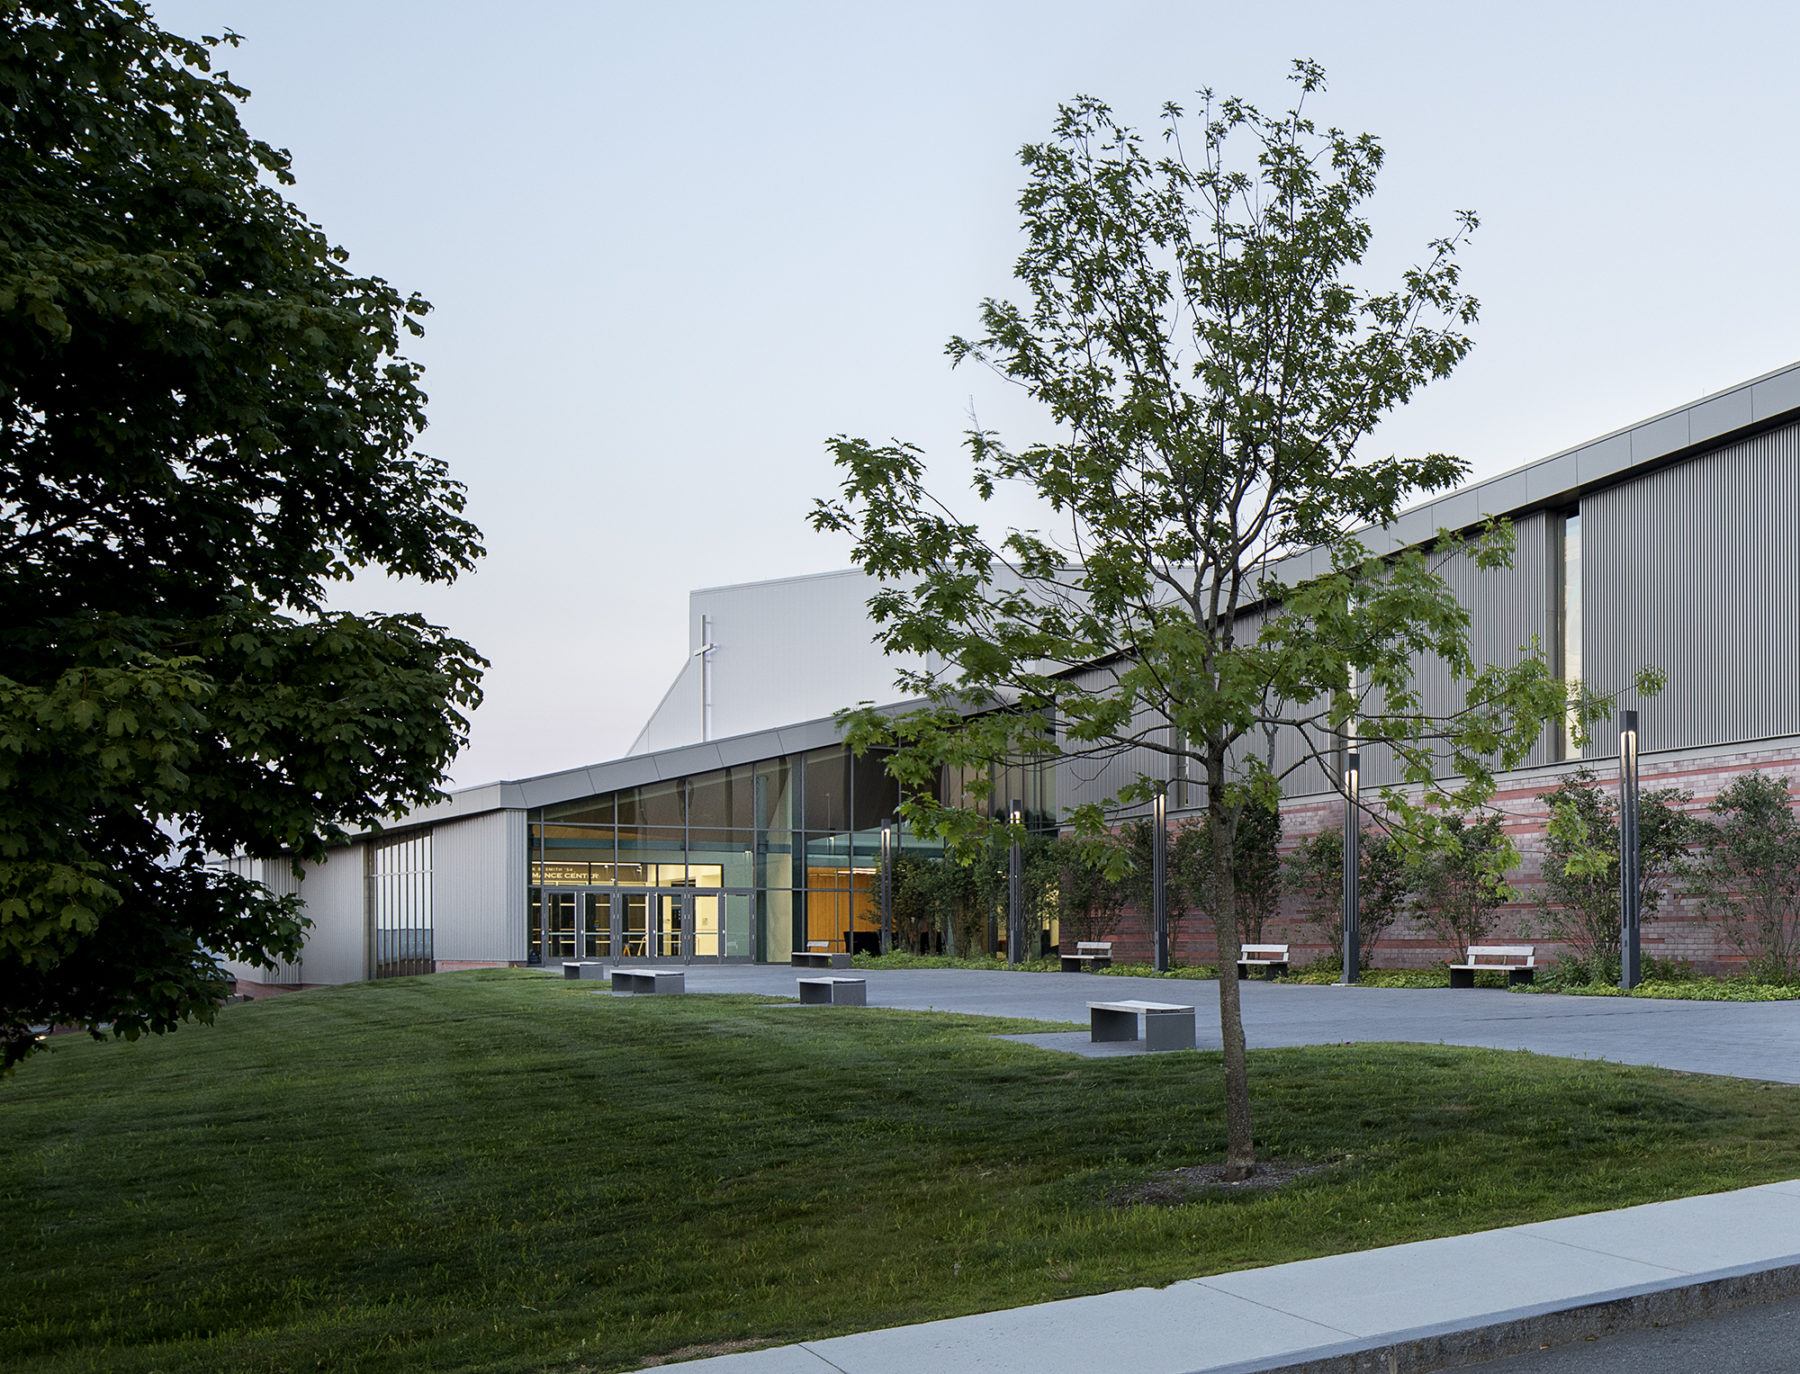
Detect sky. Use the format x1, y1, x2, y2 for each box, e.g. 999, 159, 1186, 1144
149, 0, 1800, 788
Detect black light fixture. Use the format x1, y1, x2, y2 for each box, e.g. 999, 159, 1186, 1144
1152, 788, 1169, 971
879, 817, 894, 956
1342, 749, 1360, 984
1007, 799, 1025, 965
1620, 710, 1641, 989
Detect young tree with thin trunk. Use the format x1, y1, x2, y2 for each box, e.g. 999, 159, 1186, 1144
813, 64, 1616, 1178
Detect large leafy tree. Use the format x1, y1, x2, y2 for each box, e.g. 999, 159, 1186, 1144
0, 2, 485, 1068
813, 64, 1616, 1177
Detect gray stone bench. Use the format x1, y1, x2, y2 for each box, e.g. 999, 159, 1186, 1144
562, 961, 609, 981
612, 968, 686, 995
1088, 999, 1196, 1051
1060, 940, 1114, 972
793, 950, 852, 970
797, 975, 867, 1006
1237, 943, 1290, 979
1449, 944, 1537, 988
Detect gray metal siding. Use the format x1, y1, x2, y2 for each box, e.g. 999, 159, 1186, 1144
431, 811, 514, 963
1581, 421, 1800, 757
1358, 511, 1555, 791
293, 842, 368, 984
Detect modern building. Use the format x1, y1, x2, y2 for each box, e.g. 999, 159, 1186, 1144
226, 360, 1800, 988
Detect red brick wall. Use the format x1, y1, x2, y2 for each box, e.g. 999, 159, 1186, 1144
1099, 738, 1800, 974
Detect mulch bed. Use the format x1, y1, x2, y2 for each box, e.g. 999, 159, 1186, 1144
1111, 1160, 1332, 1206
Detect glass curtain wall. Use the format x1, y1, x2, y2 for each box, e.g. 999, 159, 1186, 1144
525, 744, 1054, 964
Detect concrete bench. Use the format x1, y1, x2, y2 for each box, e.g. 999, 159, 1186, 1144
797, 976, 867, 1006
1060, 940, 1114, 972
1237, 943, 1290, 979
794, 941, 852, 969
1449, 944, 1537, 988
562, 961, 609, 981
1088, 999, 1196, 1052
612, 968, 686, 995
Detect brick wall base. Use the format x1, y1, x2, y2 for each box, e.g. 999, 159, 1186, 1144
1097, 737, 1800, 976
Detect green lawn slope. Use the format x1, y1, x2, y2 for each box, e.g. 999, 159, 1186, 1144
5, 968, 1799, 1372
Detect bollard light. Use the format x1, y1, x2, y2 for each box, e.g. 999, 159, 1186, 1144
879, 818, 894, 957
1007, 799, 1024, 965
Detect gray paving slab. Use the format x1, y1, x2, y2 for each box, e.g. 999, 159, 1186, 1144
617, 964, 1800, 1083
1512, 1183, 1800, 1275
1193, 1227, 1681, 1337
804, 1281, 1350, 1374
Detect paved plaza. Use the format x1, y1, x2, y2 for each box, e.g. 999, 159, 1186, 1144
640, 964, 1800, 1083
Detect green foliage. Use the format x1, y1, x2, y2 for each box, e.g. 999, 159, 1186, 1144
0, 3, 484, 1066
1534, 768, 1694, 982
8, 971, 1800, 1371
810, 63, 1630, 1169
1412, 813, 1517, 954
1286, 823, 1412, 967
1687, 773, 1800, 981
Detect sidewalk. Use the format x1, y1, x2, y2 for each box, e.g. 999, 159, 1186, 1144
667, 1180, 1800, 1372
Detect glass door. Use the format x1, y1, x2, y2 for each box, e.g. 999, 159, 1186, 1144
581, 891, 612, 959
691, 892, 720, 957
655, 891, 685, 959
620, 891, 649, 959
543, 890, 578, 961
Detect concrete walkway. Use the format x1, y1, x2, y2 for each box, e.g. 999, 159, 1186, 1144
641, 964, 1800, 1083
665, 1181, 1800, 1372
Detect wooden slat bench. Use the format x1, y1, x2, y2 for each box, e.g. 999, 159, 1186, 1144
1087, 999, 1196, 1052
797, 976, 867, 1006
612, 968, 686, 995
1237, 943, 1290, 979
1448, 944, 1537, 988
1060, 940, 1114, 972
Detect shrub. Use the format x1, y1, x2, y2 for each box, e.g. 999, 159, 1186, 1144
1688, 772, 1800, 981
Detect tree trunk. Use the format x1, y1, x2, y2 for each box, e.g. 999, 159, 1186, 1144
1207, 764, 1255, 1179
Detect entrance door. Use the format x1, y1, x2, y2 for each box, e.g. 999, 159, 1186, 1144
582, 891, 613, 959
543, 890, 578, 961
654, 891, 686, 959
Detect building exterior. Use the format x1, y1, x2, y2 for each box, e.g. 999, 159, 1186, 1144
226, 360, 1800, 988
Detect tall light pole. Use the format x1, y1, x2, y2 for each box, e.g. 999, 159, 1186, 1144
1152, 788, 1169, 971
1007, 799, 1025, 965
1342, 750, 1360, 984
1619, 710, 1641, 989
879, 817, 894, 956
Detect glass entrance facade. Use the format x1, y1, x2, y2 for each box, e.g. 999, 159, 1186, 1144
525, 744, 1053, 963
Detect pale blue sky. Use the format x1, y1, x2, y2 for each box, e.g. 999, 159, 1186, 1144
151, 1, 1800, 786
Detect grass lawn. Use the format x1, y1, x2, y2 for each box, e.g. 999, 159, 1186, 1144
6, 970, 1800, 1373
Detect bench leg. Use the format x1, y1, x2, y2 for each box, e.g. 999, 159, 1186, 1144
1090, 1008, 1138, 1043
1144, 1010, 1195, 1052
1236, 964, 1250, 980
1509, 967, 1535, 986
798, 982, 828, 1004
832, 982, 867, 1006
1449, 967, 1475, 989
1060, 956, 1082, 973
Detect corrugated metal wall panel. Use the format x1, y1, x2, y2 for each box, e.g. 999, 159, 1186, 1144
504, 808, 529, 960
218, 856, 304, 984
1582, 422, 1800, 757
1360, 511, 1555, 791
294, 842, 368, 984
431, 811, 515, 963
